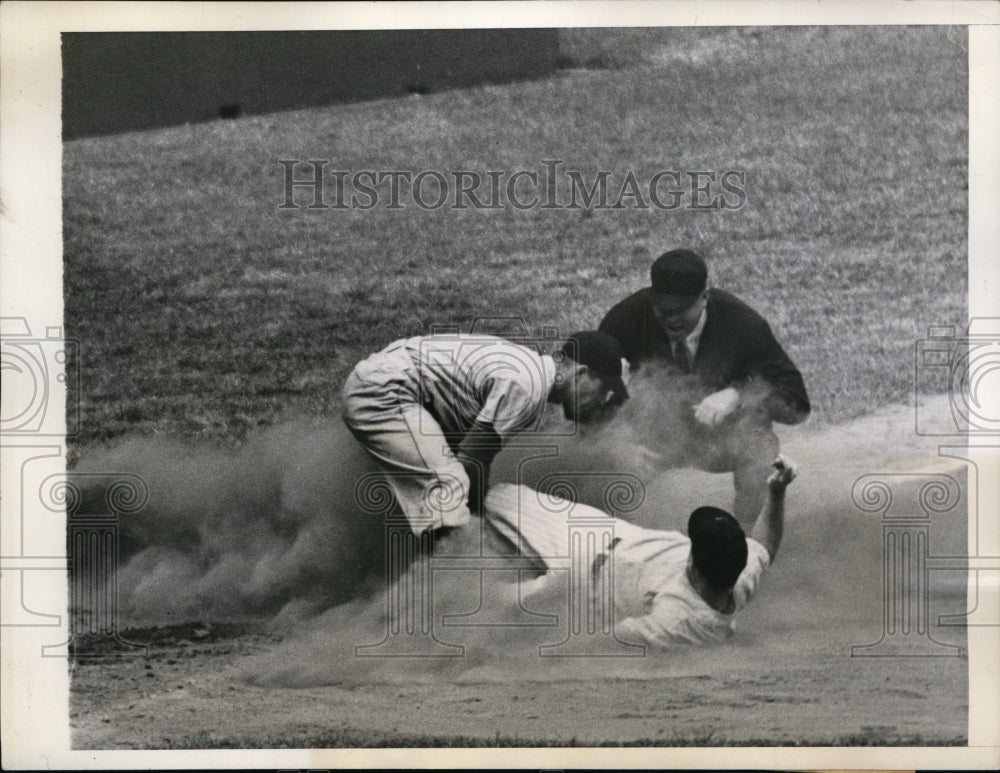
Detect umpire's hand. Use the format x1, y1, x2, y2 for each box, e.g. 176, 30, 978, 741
693, 387, 740, 426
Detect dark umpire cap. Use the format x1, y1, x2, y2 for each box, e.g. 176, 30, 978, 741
688, 505, 748, 590
651, 249, 708, 295
561, 331, 629, 403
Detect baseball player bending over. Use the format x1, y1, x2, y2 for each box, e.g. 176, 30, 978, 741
342, 331, 629, 536
485, 456, 797, 649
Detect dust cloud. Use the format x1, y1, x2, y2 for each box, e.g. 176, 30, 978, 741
72, 419, 387, 625
71, 378, 968, 686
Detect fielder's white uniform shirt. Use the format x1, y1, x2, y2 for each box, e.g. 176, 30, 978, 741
342, 338, 557, 533
485, 483, 771, 650
354, 335, 556, 440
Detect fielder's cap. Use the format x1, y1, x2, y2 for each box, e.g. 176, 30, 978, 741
688, 505, 748, 590
650, 249, 708, 295
561, 331, 629, 403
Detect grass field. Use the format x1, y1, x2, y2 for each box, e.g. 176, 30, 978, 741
63, 26, 967, 453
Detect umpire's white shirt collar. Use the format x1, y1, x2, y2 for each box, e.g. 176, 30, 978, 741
683, 307, 708, 359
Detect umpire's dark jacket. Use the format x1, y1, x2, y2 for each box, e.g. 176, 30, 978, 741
599, 288, 810, 426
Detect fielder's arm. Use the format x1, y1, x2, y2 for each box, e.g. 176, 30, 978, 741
455, 420, 503, 514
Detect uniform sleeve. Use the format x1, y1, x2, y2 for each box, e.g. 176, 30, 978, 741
598, 298, 629, 345
617, 598, 732, 650
599, 293, 645, 368
732, 538, 771, 612
476, 379, 545, 441
741, 317, 810, 425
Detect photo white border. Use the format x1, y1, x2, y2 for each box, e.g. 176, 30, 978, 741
2, 1, 998, 769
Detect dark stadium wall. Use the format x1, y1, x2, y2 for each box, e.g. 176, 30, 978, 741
61, 30, 560, 139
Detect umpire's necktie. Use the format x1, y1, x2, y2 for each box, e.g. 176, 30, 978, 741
673, 340, 691, 372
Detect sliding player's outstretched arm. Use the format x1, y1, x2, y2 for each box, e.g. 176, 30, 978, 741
750, 455, 797, 562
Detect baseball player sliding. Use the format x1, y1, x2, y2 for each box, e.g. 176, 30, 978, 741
342, 331, 629, 536
485, 456, 798, 649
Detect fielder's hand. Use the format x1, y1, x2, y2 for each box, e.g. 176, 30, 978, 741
767, 454, 797, 491
693, 387, 740, 426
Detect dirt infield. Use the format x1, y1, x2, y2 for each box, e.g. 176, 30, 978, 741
70, 625, 965, 748
69, 398, 970, 748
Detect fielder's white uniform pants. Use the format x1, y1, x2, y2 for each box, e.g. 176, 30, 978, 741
341, 345, 471, 535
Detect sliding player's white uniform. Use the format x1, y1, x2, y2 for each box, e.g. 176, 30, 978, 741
484, 483, 772, 649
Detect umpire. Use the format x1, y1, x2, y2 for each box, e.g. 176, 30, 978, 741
599, 248, 810, 525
